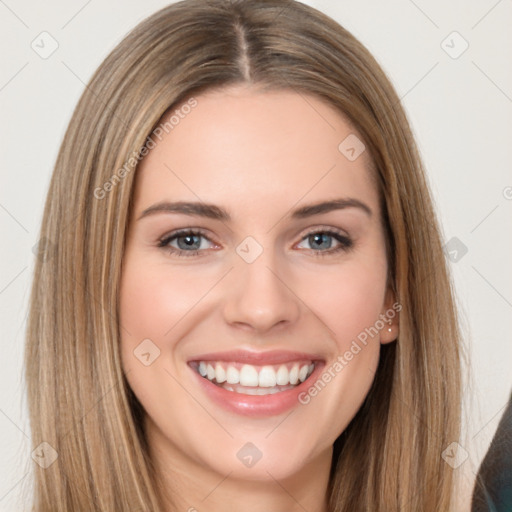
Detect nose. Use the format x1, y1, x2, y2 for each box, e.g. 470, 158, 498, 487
222, 247, 301, 334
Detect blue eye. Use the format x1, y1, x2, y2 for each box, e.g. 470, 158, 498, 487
158, 228, 353, 258
297, 230, 353, 255
158, 229, 213, 257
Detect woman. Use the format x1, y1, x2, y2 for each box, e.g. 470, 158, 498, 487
24, 0, 463, 510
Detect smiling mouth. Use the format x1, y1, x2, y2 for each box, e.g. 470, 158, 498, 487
191, 360, 316, 395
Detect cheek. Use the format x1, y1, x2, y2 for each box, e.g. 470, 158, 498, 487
291, 255, 387, 422
298, 258, 388, 346
119, 254, 180, 383
119, 254, 213, 349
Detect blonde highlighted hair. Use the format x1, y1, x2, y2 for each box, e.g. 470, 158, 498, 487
24, 0, 462, 510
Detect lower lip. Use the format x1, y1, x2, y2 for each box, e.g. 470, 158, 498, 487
190, 363, 324, 417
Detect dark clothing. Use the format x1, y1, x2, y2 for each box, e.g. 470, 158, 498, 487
472, 391, 512, 512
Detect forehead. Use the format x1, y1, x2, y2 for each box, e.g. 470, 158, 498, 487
134, 86, 378, 219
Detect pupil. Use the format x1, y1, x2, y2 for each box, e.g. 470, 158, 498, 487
311, 233, 331, 250
179, 234, 200, 250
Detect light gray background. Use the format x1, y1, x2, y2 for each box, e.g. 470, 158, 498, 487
1, 0, 511, 510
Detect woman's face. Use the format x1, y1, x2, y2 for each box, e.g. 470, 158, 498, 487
120, 85, 398, 483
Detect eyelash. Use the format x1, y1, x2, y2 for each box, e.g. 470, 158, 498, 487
157, 227, 353, 258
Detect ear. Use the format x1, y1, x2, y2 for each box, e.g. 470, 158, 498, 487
379, 286, 400, 344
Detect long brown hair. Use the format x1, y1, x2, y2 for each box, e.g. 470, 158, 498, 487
24, 0, 462, 510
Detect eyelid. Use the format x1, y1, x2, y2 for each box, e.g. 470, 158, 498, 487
158, 224, 353, 257
294, 224, 350, 241
158, 228, 218, 249
158, 224, 350, 243
294, 226, 353, 254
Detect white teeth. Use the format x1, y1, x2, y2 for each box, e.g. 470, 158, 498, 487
298, 364, 309, 382
258, 366, 277, 387
206, 363, 215, 380
196, 360, 316, 389
222, 383, 295, 395
276, 365, 289, 385
289, 364, 299, 385
239, 364, 259, 386
215, 363, 226, 383
226, 366, 239, 384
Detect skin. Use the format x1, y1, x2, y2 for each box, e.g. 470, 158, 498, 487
119, 84, 398, 512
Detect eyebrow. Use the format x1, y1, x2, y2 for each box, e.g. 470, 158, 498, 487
137, 197, 372, 221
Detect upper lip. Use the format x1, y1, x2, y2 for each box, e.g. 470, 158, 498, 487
188, 349, 324, 365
